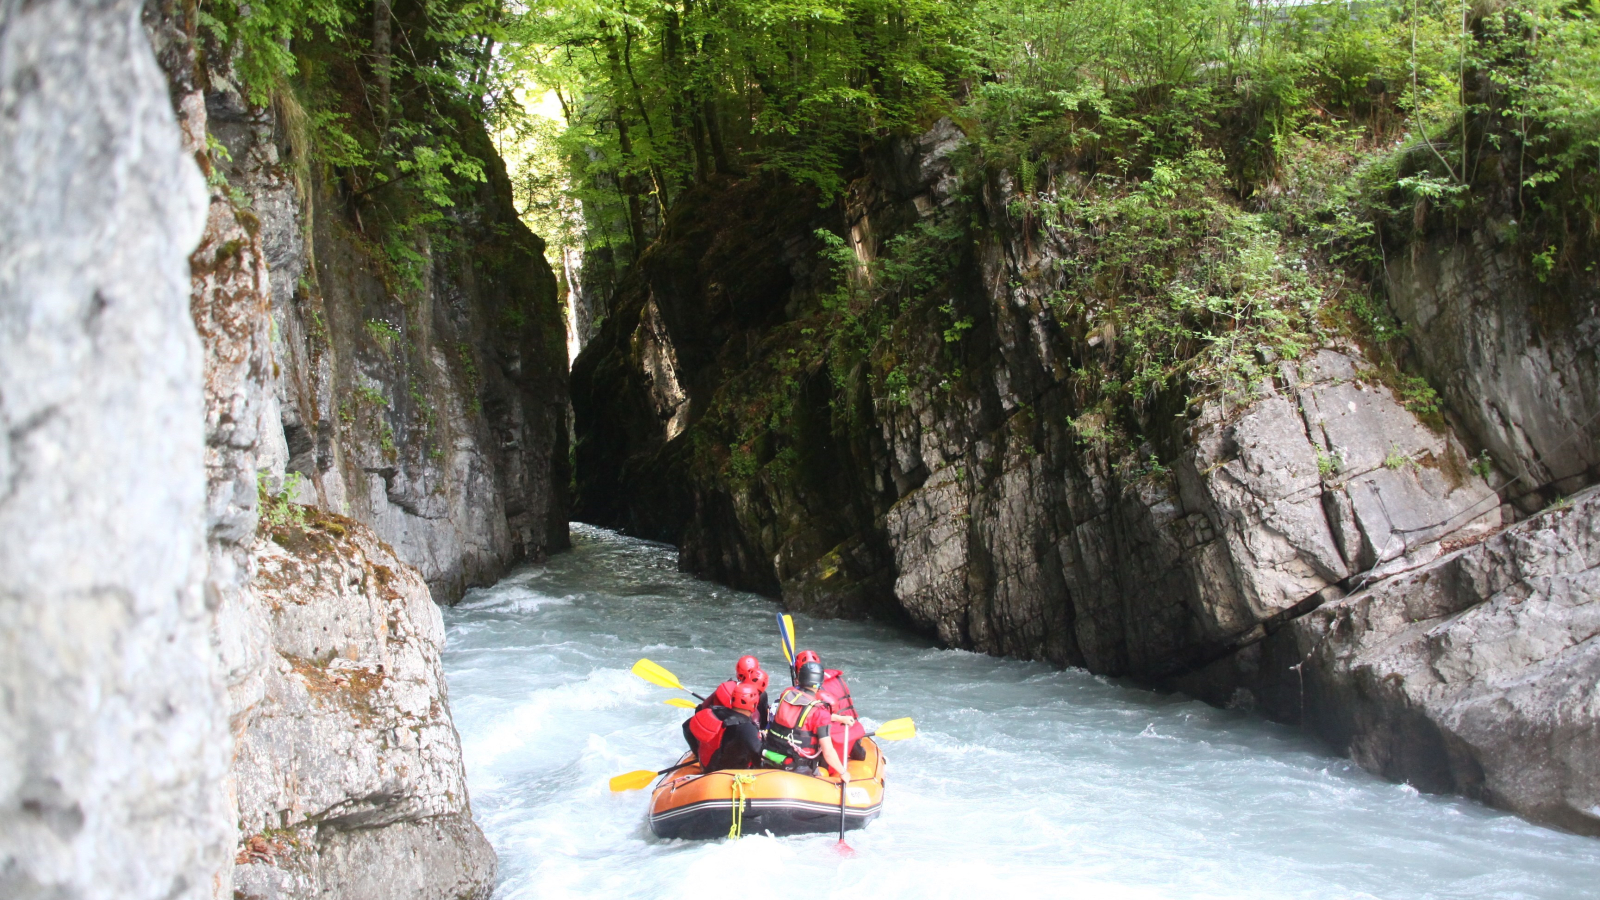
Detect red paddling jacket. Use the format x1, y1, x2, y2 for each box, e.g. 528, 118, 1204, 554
820, 669, 865, 754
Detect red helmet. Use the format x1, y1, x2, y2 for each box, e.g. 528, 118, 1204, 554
740, 668, 769, 692
731, 682, 760, 713
794, 649, 821, 669
735, 655, 760, 680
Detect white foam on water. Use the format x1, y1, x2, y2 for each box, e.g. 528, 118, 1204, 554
443, 525, 1600, 899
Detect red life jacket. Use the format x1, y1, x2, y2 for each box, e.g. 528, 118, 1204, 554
821, 669, 866, 749
764, 686, 833, 760
688, 708, 726, 768
821, 670, 855, 717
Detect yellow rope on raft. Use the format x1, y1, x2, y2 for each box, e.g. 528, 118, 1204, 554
728, 773, 757, 839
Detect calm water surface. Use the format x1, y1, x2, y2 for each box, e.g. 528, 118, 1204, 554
441, 525, 1600, 899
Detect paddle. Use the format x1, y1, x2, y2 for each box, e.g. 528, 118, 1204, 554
631, 658, 706, 700
827, 717, 916, 855
835, 720, 854, 857
776, 612, 797, 683
608, 760, 698, 792
664, 697, 697, 709
866, 717, 916, 742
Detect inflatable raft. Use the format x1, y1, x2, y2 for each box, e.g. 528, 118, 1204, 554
648, 737, 886, 840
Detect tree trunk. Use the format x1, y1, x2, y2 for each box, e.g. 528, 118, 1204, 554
373, 0, 392, 136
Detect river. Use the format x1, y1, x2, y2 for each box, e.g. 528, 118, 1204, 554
441, 524, 1600, 899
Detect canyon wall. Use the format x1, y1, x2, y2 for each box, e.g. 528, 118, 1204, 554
198, 56, 570, 606
1387, 223, 1600, 508
571, 121, 1599, 834
1, 2, 568, 894
144, 0, 564, 891
0, 0, 229, 896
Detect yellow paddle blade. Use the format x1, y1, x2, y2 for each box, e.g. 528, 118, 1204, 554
664, 697, 697, 709
609, 770, 658, 792
631, 658, 686, 692
779, 614, 797, 664
873, 717, 916, 741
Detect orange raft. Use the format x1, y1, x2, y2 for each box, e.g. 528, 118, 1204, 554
648, 737, 886, 840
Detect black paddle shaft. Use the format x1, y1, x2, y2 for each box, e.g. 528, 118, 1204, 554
838, 780, 848, 841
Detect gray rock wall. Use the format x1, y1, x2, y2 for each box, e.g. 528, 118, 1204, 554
1388, 226, 1600, 508
232, 106, 566, 602
1177, 486, 1600, 836
0, 0, 230, 897
233, 512, 494, 900
178, 35, 569, 606
200, 88, 570, 605
144, 3, 520, 893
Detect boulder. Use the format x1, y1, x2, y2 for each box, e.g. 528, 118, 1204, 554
232, 512, 494, 900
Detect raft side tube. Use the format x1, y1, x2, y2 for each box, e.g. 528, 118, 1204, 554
650, 797, 882, 840
647, 738, 887, 840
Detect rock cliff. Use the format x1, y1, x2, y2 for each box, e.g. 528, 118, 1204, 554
1177, 485, 1600, 835
571, 121, 1598, 835
0, 0, 229, 896
140, 0, 562, 892
1387, 221, 1600, 509
198, 61, 570, 606
2, 2, 566, 895
233, 511, 493, 900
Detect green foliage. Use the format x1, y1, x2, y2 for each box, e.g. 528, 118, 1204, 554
1384, 443, 1413, 470
365, 318, 403, 348
1393, 372, 1441, 417
356, 385, 389, 408
258, 471, 310, 529
197, 0, 350, 107
1316, 447, 1342, 479
1471, 449, 1494, 479
493, 0, 973, 285
456, 341, 481, 395
1039, 149, 1325, 408
196, 0, 507, 297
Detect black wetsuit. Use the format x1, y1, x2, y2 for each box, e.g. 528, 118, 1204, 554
705, 709, 763, 771
682, 707, 763, 771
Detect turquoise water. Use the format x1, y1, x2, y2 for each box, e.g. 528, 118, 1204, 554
441, 525, 1600, 899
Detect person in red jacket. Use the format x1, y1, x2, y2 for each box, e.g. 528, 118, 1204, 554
762, 661, 850, 782
684, 683, 763, 772
793, 649, 865, 760
699, 655, 770, 727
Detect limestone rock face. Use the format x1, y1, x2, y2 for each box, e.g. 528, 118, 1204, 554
570, 118, 1594, 833
215, 93, 570, 604
178, 18, 569, 605
1388, 228, 1600, 507
1181, 486, 1600, 836
231, 514, 494, 900
141, 3, 513, 892
0, 0, 229, 896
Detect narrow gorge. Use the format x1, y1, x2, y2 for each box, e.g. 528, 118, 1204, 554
570, 116, 1600, 835
2, 0, 1598, 897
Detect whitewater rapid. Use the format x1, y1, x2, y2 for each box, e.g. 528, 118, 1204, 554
441, 525, 1600, 899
